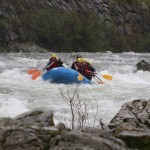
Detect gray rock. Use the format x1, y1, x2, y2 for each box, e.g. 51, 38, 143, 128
15, 108, 55, 127
1, 127, 44, 150
108, 99, 150, 149
50, 129, 126, 150
56, 122, 66, 131
136, 60, 150, 71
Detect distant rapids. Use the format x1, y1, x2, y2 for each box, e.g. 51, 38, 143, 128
0, 52, 150, 127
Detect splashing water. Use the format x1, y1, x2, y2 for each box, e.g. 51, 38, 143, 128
0, 52, 150, 127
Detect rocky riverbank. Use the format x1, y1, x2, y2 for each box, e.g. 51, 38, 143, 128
0, 99, 149, 150
0, 0, 150, 52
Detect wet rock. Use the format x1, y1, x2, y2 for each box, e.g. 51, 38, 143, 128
15, 108, 55, 127
1, 100, 150, 150
0, 109, 63, 150
50, 128, 126, 150
7, 42, 48, 53
0, 118, 44, 150
0, 118, 19, 128
136, 60, 150, 71
108, 99, 150, 149
1, 127, 44, 150
56, 122, 66, 131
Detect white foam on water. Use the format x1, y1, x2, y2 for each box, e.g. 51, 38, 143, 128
0, 53, 150, 127
0, 94, 28, 118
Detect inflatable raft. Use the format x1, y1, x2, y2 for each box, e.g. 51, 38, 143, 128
42, 67, 91, 84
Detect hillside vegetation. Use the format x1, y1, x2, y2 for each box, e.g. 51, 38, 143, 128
0, 0, 149, 52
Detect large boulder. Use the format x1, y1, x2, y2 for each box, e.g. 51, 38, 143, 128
0, 108, 60, 150
15, 108, 55, 127
109, 99, 150, 149
50, 127, 126, 150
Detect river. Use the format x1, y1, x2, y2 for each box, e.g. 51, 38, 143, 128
0, 52, 150, 128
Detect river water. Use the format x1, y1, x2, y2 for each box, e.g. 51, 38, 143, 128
0, 52, 150, 127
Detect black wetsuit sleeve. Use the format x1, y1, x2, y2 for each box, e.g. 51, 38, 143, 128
57, 58, 63, 67
71, 63, 75, 70
89, 65, 96, 72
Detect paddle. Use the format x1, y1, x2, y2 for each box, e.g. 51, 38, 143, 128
30, 61, 56, 80
93, 75, 105, 84
31, 67, 47, 80
27, 69, 38, 75
31, 70, 42, 80
101, 74, 112, 80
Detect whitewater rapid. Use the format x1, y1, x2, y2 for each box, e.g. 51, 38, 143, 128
0, 52, 150, 127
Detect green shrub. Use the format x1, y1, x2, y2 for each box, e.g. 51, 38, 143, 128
116, 0, 150, 6
137, 32, 150, 52
26, 8, 112, 52
0, 19, 10, 30
27, 8, 149, 52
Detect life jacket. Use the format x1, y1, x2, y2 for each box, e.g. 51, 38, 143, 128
47, 57, 58, 71
74, 62, 83, 74
82, 62, 92, 75
82, 62, 94, 81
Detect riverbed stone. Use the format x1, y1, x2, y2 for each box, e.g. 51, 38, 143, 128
136, 60, 150, 71
108, 99, 150, 149
0, 99, 149, 149
50, 128, 126, 150
15, 108, 55, 127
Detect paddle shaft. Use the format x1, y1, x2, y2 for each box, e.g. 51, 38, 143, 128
93, 75, 105, 84
94, 75, 103, 82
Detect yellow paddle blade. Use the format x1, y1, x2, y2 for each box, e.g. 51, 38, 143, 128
31, 71, 42, 80
77, 74, 83, 81
102, 74, 112, 80
28, 69, 38, 75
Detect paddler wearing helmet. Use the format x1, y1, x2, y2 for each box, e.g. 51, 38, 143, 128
45, 53, 63, 71
82, 58, 96, 81
71, 57, 83, 74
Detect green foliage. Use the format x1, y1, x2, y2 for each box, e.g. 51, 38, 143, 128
2, 1, 148, 53
0, 19, 10, 30
26, 8, 112, 52
137, 32, 150, 52
1, 0, 149, 53
116, 0, 150, 6
5, 0, 13, 4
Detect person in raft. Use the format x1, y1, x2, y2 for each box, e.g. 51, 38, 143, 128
71, 55, 82, 71
45, 53, 63, 71
82, 58, 96, 81
71, 57, 83, 74
71, 56, 96, 81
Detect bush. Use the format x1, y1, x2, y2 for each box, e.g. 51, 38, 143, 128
0, 19, 10, 30
137, 33, 150, 52
116, 0, 150, 6
6, 4, 149, 53
26, 8, 112, 52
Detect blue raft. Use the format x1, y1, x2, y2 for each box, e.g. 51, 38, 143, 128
42, 67, 91, 84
